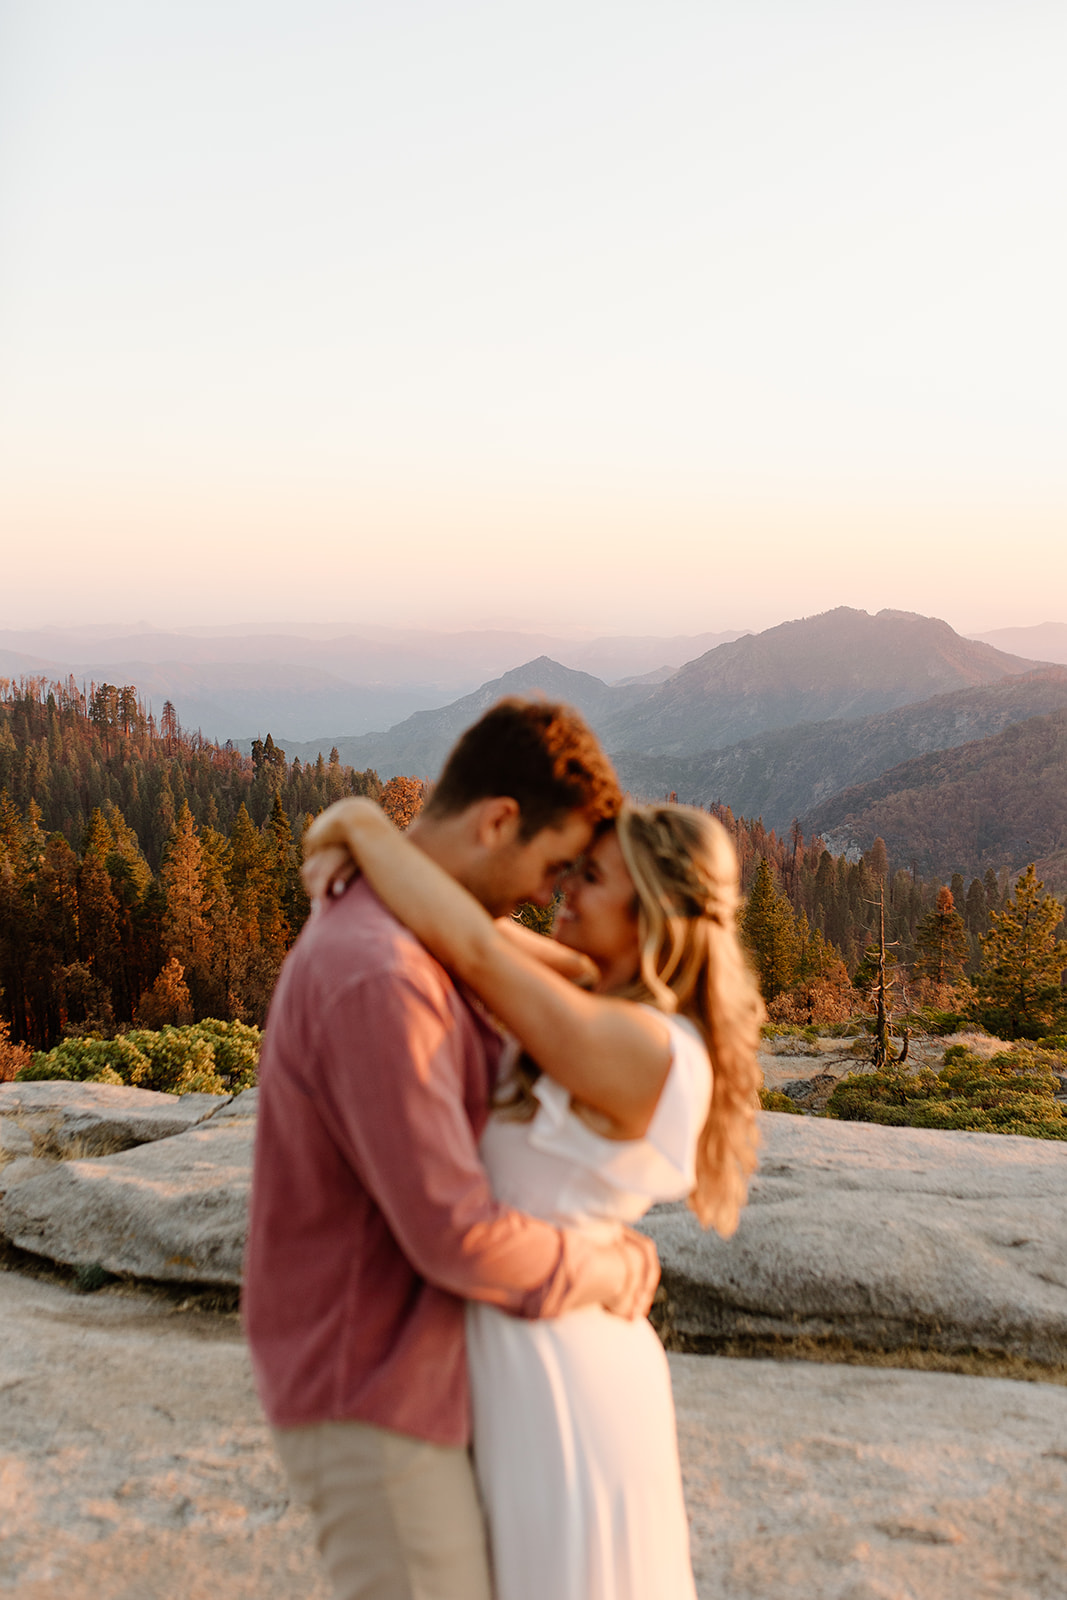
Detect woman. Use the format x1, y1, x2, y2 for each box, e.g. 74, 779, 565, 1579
302, 798, 764, 1600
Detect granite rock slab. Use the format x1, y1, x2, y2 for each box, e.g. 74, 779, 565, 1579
643, 1112, 1067, 1365
0, 1080, 230, 1163
0, 1091, 256, 1284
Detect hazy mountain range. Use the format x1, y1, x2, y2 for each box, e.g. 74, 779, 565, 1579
0, 624, 744, 740
968, 622, 1067, 664
7, 608, 1066, 886
261, 607, 1066, 887
273, 608, 1041, 776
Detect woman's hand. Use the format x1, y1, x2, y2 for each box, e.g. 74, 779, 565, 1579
301, 842, 358, 904
301, 798, 394, 903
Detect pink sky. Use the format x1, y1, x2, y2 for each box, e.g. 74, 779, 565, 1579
1, 5, 1064, 636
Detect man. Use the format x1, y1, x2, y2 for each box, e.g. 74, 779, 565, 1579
243, 698, 659, 1600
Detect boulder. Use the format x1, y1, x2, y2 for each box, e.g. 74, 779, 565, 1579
643, 1112, 1067, 1366
0, 1080, 229, 1162
0, 1090, 256, 1284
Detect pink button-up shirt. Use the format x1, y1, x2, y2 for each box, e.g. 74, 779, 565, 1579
243, 879, 594, 1447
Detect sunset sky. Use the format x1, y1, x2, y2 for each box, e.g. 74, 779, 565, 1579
1, 3, 1064, 637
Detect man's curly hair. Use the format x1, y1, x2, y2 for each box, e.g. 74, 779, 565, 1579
426, 697, 621, 838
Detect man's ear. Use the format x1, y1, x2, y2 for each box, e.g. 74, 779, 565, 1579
473, 796, 522, 850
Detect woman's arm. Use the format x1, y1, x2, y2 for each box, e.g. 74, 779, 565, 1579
302, 800, 670, 1138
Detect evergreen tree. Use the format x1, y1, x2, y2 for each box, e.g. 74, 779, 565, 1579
198, 826, 239, 1017
913, 886, 971, 989
741, 857, 799, 1001
75, 814, 122, 1027
863, 836, 889, 885
160, 802, 210, 990
379, 775, 426, 831
977, 864, 1067, 1038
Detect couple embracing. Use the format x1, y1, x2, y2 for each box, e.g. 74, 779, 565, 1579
244, 698, 764, 1600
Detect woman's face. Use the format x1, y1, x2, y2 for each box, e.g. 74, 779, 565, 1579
554, 829, 641, 990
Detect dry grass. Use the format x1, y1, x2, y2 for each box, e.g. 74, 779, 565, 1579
30, 1128, 133, 1161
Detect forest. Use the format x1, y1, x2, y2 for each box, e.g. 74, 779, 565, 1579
0, 674, 1063, 1058
0, 676, 423, 1050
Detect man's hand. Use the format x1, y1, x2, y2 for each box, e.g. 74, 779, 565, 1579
559, 1226, 660, 1321
603, 1227, 660, 1320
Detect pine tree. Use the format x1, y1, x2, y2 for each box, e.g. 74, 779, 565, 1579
198, 826, 239, 1017
379, 775, 426, 831
864, 836, 889, 885
977, 864, 1067, 1038
136, 955, 194, 1027
913, 886, 971, 989
741, 857, 799, 1001
160, 802, 210, 985
75, 813, 122, 1027
772, 912, 853, 1024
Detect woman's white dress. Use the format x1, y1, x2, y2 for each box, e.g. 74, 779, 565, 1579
468, 1012, 711, 1600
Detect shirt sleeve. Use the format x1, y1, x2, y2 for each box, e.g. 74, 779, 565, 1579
309, 961, 599, 1319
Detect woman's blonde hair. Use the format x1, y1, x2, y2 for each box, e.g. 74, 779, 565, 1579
501, 803, 765, 1236
612, 804, 764, 1237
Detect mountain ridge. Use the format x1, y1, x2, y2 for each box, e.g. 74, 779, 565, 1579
595, 607, 1040, 757
614, 667, 1067, 830
270, 608, 1043, 780
799, 709, 1067, 890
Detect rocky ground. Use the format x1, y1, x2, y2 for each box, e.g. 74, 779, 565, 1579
2, 1269, 1065, 1600
3, 1073, 1067, 1597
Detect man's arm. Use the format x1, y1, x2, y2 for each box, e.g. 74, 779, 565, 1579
311, 964, 658, 1320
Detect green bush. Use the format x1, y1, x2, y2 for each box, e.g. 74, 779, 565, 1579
122, 1028, 225, 1095
759, 1088, 803, 1114
826, 1044, 1067, 1140
908, 1007, 974, 1036
18, 1020, 262, 1097
18, 1035, 150, 1085
185, 1019, 262, 1092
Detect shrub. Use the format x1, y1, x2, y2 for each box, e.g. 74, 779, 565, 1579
17, 1019, 261, 1096
909, 1006, 974, 1036
0, 1015, 32, 1083
759, 1088, 803, 1114
823, 1019, 867, 1039
186, 1019, 262, 1091
122, 1028, 225, 1095
20, 1035, 151, 1085
826, 1044, 1067, 1140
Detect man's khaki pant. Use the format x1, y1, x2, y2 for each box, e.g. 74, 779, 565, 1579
273, 1420, 493, 1600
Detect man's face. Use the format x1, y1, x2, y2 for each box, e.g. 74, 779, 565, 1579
477, 810, 595, 918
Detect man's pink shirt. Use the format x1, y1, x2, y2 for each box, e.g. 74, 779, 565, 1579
243, 879, 591, 1447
